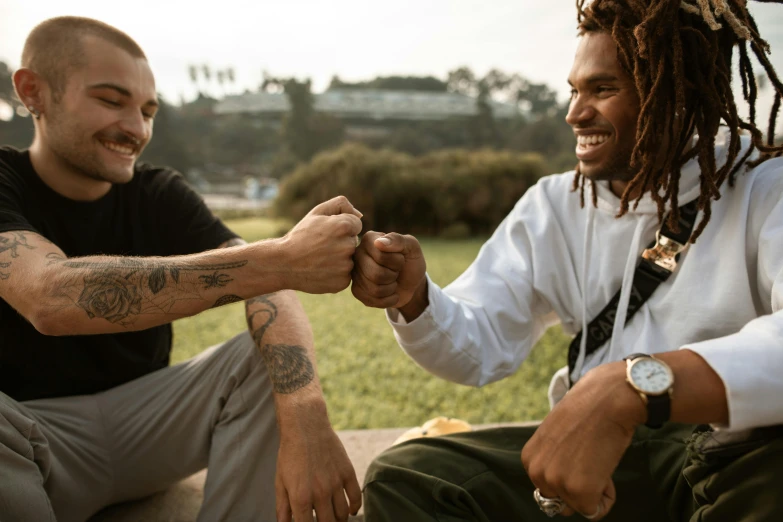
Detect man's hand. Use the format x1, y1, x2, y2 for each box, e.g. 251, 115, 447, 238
521, 362, 645, 520
281, 196, 363, 294
275, 404, 361, 522
351, 231, 427, 320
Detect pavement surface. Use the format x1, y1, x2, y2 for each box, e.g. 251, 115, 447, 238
89, 422, 539, 521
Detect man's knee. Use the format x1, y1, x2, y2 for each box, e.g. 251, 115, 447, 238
0, 396, 51, 479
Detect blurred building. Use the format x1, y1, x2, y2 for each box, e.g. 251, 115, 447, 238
213, 89, 521, 138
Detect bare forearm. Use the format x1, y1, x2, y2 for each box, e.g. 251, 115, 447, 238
656, 349, 729, 425
36, 241, 287, 335
245, 291, 330, 429
590, 349, 729, 429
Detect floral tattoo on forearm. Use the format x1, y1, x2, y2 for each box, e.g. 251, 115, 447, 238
59, 259, 248, 326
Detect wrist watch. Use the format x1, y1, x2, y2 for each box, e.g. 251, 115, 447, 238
623, 353, 674, 429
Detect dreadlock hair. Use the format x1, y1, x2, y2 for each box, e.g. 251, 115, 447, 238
573, 0, 783, 241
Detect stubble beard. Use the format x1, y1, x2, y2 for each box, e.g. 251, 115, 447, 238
45, 108, 136, 185
579, 138, 638, 184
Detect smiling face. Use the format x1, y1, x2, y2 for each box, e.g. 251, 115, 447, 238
41, 35, 158, 185
566, 31, 640, 186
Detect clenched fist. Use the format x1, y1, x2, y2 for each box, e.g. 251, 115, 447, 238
280, 196, 363, 294
351, 231, 428, 320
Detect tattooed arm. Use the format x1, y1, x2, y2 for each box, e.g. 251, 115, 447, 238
246, 291, 362, 522
0, 196, 362, 336
230, 234, 360, 521
0, 229, 290, 335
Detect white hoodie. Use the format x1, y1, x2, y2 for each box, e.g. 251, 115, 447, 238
386, 135, 783, 432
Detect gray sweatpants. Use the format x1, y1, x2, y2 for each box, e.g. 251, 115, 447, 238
0, 331, 279, 522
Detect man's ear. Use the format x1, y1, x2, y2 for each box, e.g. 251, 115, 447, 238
13, 68, 47, 119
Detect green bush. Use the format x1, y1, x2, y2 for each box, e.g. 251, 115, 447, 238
439, 222, 472, 240
274, 143, 548, 236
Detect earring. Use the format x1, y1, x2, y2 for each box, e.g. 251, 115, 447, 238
27, 106, 41, 119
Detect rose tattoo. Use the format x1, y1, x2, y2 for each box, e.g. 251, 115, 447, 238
77, 272, 142, 324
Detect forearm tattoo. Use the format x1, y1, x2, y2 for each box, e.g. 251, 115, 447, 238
0, 232, 35, 280
246, 294, 315, 394
198, 271, 233, 289
212, 294, 244, 308
36, 254, 245, 328
0, 231, 251, 327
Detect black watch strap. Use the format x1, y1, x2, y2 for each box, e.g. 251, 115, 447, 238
645, 394, 670, 429
624, 353, 671, 429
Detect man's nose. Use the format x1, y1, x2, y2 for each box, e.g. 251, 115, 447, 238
565, 96, 596, 127
117, 109, 150, 144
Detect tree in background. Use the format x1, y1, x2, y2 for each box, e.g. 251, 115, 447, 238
472, 80, 501, 148
0, 62, 20, 112
262, 76, 344, 162
138, 96, 193, 174
446, 67, 478, 96
187, 64, 200, 96
0, 61, 34, 148
328, 75, 449, 92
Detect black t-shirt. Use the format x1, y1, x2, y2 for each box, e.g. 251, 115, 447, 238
0, 146, 239, 402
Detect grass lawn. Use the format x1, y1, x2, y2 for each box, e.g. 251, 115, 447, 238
172, 218, 569, 430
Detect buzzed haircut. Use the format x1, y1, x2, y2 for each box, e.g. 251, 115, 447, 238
21, 16, 146, 99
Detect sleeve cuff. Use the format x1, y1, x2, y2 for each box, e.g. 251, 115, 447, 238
682, 324, 783, 431
385, 274, 451, 347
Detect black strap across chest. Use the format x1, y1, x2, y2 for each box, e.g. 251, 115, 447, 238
566, 200, 699, 386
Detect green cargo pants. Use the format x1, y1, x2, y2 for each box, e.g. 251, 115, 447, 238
363, 423, 783, 521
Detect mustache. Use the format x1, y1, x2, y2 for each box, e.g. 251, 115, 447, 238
98, 132, 141, 148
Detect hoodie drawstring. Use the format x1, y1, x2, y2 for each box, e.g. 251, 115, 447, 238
572, 197, 595, 381
607, 217, 648, 362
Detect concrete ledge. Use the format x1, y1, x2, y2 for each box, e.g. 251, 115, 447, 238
90, 422, 539, 521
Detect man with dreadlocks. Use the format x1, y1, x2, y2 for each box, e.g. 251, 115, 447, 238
351, 0, 783, 520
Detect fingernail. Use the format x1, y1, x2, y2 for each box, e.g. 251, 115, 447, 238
376, 237, 391, 245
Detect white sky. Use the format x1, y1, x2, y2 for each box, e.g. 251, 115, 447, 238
1, 0, 782, 114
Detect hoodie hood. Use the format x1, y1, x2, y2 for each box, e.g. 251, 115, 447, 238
568, 131, 752, 383
592, 136, 707, 215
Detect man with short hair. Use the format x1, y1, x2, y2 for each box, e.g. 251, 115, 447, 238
1, 16, 361, 522
352, 0, 783, 520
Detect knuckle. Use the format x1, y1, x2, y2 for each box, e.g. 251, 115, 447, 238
376, 271, 395, 285
290, 498, 311, 511
335, 219, 352, 236
520, 449, 535, 472
339, 276, 352, 290
544, 471, 564, 491
314, 489, 331, 503
366, 265, 387, 282
368, 285, 386, 299
562, 478, 581, 497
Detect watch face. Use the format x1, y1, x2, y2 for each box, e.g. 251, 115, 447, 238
628, 358, 673, 395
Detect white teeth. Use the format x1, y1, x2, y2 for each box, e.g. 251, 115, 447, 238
577, 134, 610, 147
101, 140, 135, 155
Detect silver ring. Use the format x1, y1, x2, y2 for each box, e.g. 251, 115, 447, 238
583, 503, 602, 520
534, 488, 566, 518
